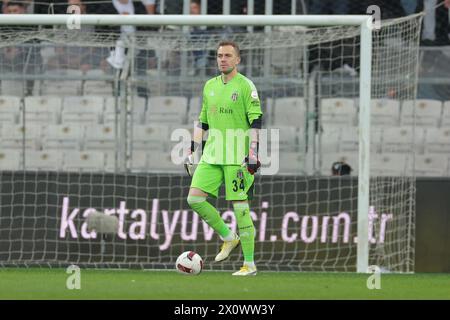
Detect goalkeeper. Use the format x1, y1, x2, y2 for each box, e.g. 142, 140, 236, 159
185, 41, 262, 276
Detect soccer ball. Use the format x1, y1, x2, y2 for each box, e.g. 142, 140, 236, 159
175, 251, 203, 275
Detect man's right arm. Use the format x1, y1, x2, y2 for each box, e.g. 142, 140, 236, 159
190, 122, 208, 154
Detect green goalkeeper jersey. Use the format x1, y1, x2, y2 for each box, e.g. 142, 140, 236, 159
199, 72, 263, 165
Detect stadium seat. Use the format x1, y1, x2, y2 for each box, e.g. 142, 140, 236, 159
129, 151, 148, 172
62, 151, 105, 172
40, 69, 83, 96
0, 150, 23, 170
320, 152, 358, 176
147, 150, 182, 172
132, 124, 170, 151
320, 126, 341, 153
84, 124, 116, 150
339, 126, 383, 153
423, 128, 450, 154
370, 99, 400, 127
381, 126, 425, 154
104, 151, 118, 173
146, 96, 188, 125
442, 101, 450, 128
0, 123, 42, 150
320, 98, 356, 127
263, 97, 274, 126
268, 126, 299, 152
0, 96, 21, 124
24, 150, 63, 171
187, 97, 202, 124
400, 99, 442, 127
61, 96, 104, 124
414, 154, 448, 177
82, 69, 114, 95
24, 96, 62, 124
272, 97, 307, 128
371, 153, 412, 176
277, 152, 312, 175
0, 77, 39, 97
42, 123, 85, 150
104, 96, 146, 125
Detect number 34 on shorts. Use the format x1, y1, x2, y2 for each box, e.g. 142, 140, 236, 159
190, 163, 255, 201
225, 166, 254, 200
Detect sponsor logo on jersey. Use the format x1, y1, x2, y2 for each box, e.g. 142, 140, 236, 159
209, 106, 218, 115
219, 107, 233, 114
251, 90, 258, 100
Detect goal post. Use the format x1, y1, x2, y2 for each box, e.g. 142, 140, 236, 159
0, 13, 422, 273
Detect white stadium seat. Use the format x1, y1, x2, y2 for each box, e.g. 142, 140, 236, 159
0, 77, 39, 96
414, 154, 448, 177
132, 124, 169, 151
400, 99, 442, 127
277, 152, 312, 175
42, 123, 85, 150
129, 151, 148, 172
24, 96, 62, 124
0, 150, 23, 170
0, 123, 42, 150
381, 126, 425, 154
370, 99, 400, 127
40, 69, 83, 96
272, 97, 307, 128
339, 126, 383, 153
84, 124, 116, 150
62, 151, 105, 172
62, 96, 104, 124
371, 154, 412, 176
320, 98, 356, 127
320, 126, 341, 153
147, 150, 182, 172
24, 150, 63, 171
264, 97, 274, 126
104, 96, 146, 125
423, 128, 450, 154
104, 151, 117, 172
146, 96, 188, 124
187, 97, 202, 124
83, 69, 114, 95
0, 96, 21, 124
268, 126, 299, 152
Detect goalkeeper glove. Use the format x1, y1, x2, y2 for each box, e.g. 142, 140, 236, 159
244, 141, 261, 175
184, 141, 199, 177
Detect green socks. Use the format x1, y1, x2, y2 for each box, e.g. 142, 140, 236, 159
187, 196, 255, 263
233, 202, 255, 263
187, 195, 232, 239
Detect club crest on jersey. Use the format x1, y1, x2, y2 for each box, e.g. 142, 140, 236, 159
237, 170, 244, 179
231, 92, 238, 102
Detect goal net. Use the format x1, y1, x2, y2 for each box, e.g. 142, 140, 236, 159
0, 13, 422, 272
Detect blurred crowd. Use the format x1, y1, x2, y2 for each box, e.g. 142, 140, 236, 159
1, 0, 450, 46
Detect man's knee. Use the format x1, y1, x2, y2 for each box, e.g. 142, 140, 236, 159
187, 194, 206, 209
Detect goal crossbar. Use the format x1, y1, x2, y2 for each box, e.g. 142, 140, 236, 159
0, 14, 372, 27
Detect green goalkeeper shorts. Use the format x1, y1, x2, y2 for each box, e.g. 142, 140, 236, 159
190, 160, 255, 201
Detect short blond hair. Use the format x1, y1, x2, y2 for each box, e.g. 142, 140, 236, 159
217, 40, 240, 57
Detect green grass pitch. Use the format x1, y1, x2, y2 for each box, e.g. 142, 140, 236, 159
0, 269, 449, 300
